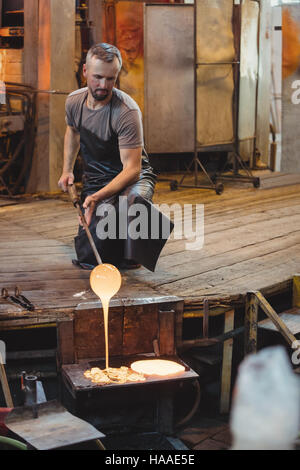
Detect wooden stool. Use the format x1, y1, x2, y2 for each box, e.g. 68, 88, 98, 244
245, 274, 300, 356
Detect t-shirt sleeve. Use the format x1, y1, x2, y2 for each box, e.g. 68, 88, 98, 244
65, 96, 78, 130
117, 109, 144, 149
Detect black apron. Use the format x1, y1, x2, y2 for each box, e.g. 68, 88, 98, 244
74, 91, 174, 272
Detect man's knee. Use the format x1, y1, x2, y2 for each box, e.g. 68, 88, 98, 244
121, 185, 140, 205
121, 181, 154, 204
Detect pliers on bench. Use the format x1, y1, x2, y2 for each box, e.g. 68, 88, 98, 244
1, 287, 35, 311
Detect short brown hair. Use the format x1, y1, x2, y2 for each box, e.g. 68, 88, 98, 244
86, 43, 122, 70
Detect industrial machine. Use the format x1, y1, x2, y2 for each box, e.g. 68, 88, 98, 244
0, 83, 36, 195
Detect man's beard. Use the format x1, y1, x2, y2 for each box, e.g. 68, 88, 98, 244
91, 88, 109, 101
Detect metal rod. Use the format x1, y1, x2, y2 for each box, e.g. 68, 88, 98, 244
24, 375, 38, 418
30, 90, 70, 95
179, 326, 245, 352
196, 61, 240, 65
5, 84, 70, 95
203, 299, 209, 339
68, 185, 102, 265
95, 439, 106, 451
24, 375, 37, 406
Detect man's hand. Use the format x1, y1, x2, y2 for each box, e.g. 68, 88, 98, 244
58, 172, 74, 192
82, 194, 97, 227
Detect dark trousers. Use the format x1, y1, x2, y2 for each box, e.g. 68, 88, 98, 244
74, 176, 173, 272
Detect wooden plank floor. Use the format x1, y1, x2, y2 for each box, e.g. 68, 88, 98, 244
0, 171, 300, 323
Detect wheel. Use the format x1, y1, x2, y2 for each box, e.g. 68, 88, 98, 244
253, 177, 260, 188
170, 180, 178, 191
215, 183, 224, 195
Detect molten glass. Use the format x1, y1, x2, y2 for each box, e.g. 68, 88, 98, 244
130, 359, 185, 377
84, 366, 146, 385
90, 264, 122, 369
90, 264, 122, 301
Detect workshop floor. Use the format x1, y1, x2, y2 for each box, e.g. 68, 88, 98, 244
1, 170, 300, 451
1, 170, 300, 329
176, 416, 231, 450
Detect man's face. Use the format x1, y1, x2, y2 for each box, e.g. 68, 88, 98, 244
83, 56, 120, 101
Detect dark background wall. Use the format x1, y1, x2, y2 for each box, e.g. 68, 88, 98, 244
2, 0, 24, 26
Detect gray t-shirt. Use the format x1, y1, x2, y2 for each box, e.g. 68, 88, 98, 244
65, 87, 144, 149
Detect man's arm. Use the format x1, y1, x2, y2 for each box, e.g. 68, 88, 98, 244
82, 147, 142, 226
58, 125, 80, 192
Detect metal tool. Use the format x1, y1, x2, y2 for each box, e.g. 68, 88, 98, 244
67, 184, 102, 265
1, 287, 35, 311
5, 400, 105, 450
23, 375, 38, 419
14, 287, 35, 311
